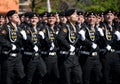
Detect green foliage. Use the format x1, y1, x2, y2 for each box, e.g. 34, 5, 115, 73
30, 0, 120, 13
77, 0, 120, 12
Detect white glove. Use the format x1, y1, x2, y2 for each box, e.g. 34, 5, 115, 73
70, 45, 75, 52
50, 42, 55, 51
91, 43, 97, 49
39, 31, 45, 39
98, 28, 104, 36
11, 44, 16, 51
106, 45, 111, 51
20, 30, 27, 40
114, 31, 120, 41
33, 45, 39, 52
78, 30, 86, 41
56, 31, 59, 34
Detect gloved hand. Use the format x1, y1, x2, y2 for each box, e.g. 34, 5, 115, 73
39, 31, 45, 39
106, 45, 111, 51
78, 30, 86, 41
11, 44, 16, 51
114, 31, 120, 41
20, 30, 27, 40
98, 28, 104, 36
33, 45, 39, 52
91, 43, 97, 49
50, 42, 55, 51
70, 45, 75, 52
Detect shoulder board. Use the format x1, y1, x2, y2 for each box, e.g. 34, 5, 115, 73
1, 29, 7, 35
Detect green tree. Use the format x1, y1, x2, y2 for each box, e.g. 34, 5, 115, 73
76, 0, 120, 12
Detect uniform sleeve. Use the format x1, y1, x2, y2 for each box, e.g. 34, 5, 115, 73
57, 26, 70, 50
0, 27, 12, 49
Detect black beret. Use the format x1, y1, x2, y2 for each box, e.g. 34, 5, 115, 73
87, 12, 96, 17
29, 12, 39, 18
41, 12, 48, 17
104, 9, 115, 15
24, 12, 33, 18
6, 10, 17, 17
117, 12, 120, 17
0, 14, 5, 18
59, 11, 66, 16
47, 12, 56, 17
77, 11, 84, 16
65, 9, 77, 16
19, 14, 24, 18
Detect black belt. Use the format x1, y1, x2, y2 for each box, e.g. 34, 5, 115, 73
2, 51, 10, 55
80, 51, 98, 56
41, 51, 48, 55
60, 51, 75, 55
24, 51, 33, 55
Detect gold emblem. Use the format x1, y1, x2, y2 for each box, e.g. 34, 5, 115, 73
63, 28, 67, 33
42, 29, 46, 33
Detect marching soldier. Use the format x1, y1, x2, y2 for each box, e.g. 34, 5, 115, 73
0, 10, 26, 84
0, 14, 6, 84
40, 12, 60, 84
57, 9, 83, 84
78, 12, 103, 84
101, 10, 120, 84
22, 12, 47, 84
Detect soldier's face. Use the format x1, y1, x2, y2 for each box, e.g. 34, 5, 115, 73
96, 16, 101, 25
60, 16, 67, 23
10, 13, 20, 24
78, 15, 84, 24
104, 13, 114, 22
48, 16, 56, 25
30, 17, 39, 26
87, 15, 96, 25
0, 17, 5, 26
69, 12, 78, 22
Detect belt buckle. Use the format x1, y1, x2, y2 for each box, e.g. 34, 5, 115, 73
70, 52, 75, 55
10, 53, 17, 57
111, 49, 115, 52
92, 52, 97, 56
49, 52, 56, 56
35, 53, 39, 56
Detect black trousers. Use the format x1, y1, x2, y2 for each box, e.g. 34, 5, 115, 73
83, 56, 102, 84
26, 55, 47, 84
2, 53, 25, 84
102, 52, 120, 84
59, 54, 83, 84
43, 55, 59, 84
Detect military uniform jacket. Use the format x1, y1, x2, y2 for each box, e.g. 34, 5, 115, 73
102, 21, 120, 50
80, 23, 104, 52
41, 24, 59, 51
23, 24, 42, 52
0, 23, 23, 53
57, 22, 78, 51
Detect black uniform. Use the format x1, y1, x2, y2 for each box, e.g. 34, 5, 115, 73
79, 23, 102, 84
101, 21, 120, 84
57, 22, 83, 84
22, 24, 47, 84
0, 23, 25, 84
41, 24, 60, 84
